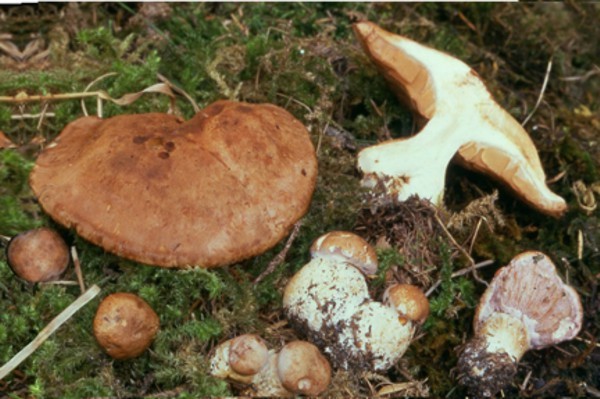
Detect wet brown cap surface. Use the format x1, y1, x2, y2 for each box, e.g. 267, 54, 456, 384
30, 101, 317, 268
7, 227, 69, 282
93, 292, 160, 359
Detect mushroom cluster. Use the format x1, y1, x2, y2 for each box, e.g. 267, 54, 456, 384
457, 251, 583, 397
29, 100, 318, 268
283, 231, 429, 371
353, 21, 566, 217
210, 334, 331, 397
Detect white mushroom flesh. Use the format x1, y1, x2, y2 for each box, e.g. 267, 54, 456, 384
283, 257, 370, 331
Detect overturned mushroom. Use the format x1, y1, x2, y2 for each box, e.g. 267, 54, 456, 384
353, 21, 566, 217
6, 227, 70, 283
29, 100, 317, 268
283, 231, 428, 371
210, 334, 331, 397
457, 251, 583, 397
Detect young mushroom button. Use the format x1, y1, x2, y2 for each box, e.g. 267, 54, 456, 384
353, 21, 566, 217
7, 227, 70, 283
210, 334, 331, 397
29, 100, 318, 268
457, 251, 583, 398
93, 292, 160, 360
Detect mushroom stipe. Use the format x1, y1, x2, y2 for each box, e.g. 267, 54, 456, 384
30, 100, 318, 268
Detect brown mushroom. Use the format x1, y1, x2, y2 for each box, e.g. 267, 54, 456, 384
456, 251, 583, 397
353, 21, 566, 217
93, 292, 160, 359
29, 100, 317, 268
277, 341, 332, 396
6, 227, 69, 283
210, 335, 332, 397
383, 283, 430, 325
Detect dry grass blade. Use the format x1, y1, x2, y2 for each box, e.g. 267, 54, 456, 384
0, 284, 101, 380
254, 221, 303, 284
522, 58, 553, 127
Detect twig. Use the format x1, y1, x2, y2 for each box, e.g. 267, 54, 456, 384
425, 259, 495, 297
0, 284, 101, 380
522, 57, 552, 127
434, 213, 488, 287
71, 246, 86, 294
254, 221, 303, 284
11, 112, 55, 120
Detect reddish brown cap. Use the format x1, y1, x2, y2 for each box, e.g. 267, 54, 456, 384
229, 334, 269, 376
29, 101, 317, 268
277, 341, 331, 396
310, 231, 378, 275
383, 283, 429, 324
93, 292, 160, 359
474, 251, 583, 349
7, 227, 69, 283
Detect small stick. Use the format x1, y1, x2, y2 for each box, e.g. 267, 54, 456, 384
70, 246, 86, 294
0, 284, 101, 380
254, 221, 303, 284
434, 213, 488, 287
11, 112, 56, 120
522, 58, 552, 127
425, 259, 495, 297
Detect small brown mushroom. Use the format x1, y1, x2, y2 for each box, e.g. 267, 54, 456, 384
6, 227, 69, 283
277, 341, 332, 396
210, 334, 331, 397
93, 292, 160, 360
456, 251, 583, 397
310, 230, 378, 275
353, 21, 566, 217
30, 100, 317, 268
383, 283, 430, 324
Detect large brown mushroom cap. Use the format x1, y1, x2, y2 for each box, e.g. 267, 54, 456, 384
30, 101, 317, 268
93, 292, 160, 359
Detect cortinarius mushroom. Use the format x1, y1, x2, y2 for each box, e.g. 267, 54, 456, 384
210, 334, 331, 397
283, 231, 429, 371
6, 227, 69, 283
457, 251, 583, 397
353, 21, 567, 217
29, 100, 317, 268
93, 292, 160, 360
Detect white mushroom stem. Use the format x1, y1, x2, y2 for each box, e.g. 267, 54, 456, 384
475, 312, 530, 363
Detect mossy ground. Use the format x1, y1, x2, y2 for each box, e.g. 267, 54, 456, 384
1, 3, 598, 398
